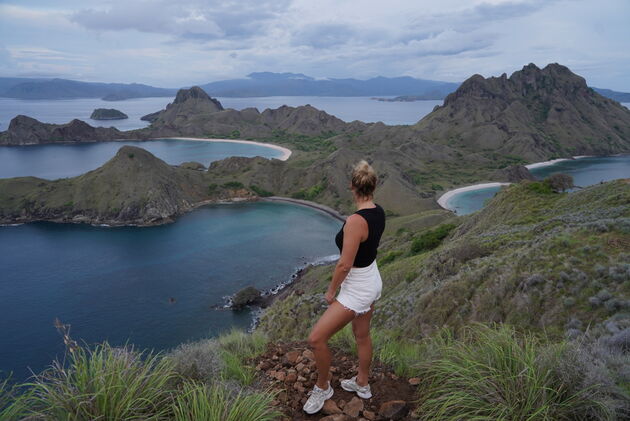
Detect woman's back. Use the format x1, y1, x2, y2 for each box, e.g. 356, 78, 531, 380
335, 204, 385, 267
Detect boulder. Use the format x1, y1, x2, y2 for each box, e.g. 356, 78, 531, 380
231, 286, 262, 309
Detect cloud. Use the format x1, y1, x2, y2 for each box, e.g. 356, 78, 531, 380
0, 0, 628, 90
70, 0, 290, 41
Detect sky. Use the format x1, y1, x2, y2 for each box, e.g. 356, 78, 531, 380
0, 0, 628, 90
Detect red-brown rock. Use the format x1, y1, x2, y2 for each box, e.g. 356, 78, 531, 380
378, 400, 408, 420
362, 409, 376, 420
343, 396, 364, 417
322, 399, 342, 415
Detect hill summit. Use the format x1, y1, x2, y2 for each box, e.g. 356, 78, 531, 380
141, 86, 224, 123
416, 63, 630, 160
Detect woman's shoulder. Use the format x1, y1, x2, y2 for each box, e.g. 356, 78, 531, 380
345, 213, 369, 232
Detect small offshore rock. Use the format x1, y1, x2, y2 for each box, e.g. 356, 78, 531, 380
231, 286, 262, 309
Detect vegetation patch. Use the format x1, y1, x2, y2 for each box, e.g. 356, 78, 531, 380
249, 185, 274, 197
222, 181, 244, 189
410, 223, 456, 254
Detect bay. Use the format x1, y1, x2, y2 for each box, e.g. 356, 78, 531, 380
0, 201, 341, 381
444, 154, 630, 215
0, 138, 283, 179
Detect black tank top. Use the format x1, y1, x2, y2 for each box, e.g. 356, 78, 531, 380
335, 204, 386, 267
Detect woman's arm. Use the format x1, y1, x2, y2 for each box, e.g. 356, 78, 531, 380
325, 214, 367, 303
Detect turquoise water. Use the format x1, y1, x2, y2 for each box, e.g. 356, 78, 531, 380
0, 139, 283, 179
445, 155, 630, 215
0, 202, 341, 381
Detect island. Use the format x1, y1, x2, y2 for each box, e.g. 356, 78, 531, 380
2, 62, 630, 220
90, 108, 129, 120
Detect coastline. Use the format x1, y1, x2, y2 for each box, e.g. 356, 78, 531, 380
151, 136, 292, 161
437, 155, 597, 211
437, 182, 510, 209
261, 196, 346, 222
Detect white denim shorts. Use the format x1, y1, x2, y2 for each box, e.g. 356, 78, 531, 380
336, 260, 382, 315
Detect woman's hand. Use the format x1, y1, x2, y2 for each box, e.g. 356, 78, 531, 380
324, 288, 336, 304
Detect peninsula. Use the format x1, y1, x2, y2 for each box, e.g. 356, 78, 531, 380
2, 62, 630, 221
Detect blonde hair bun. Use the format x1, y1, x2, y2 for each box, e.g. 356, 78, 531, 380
351, 160, 377, 198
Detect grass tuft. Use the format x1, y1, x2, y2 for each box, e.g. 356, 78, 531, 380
23, 343, 179, 420
415, 324, 613, 421
172, 381, 281, 421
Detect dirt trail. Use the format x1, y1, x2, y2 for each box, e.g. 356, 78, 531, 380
250, 341, 420, 421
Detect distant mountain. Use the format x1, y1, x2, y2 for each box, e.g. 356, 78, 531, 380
0, 78, 177, 100
200, 72, 460, 97
594, 87, 630, 103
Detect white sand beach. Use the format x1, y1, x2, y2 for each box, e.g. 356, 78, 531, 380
153, 137, 292, 161
437, 182, 511, 210
524, 155, 592, 169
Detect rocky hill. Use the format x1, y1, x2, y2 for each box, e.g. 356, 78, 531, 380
415, 63, 630, 160
0, 115, 126, 145
0, 146, 255, 226
142, 86, 364, 139
90, 108, 128, 120
2, 64, 630, 218
140, 86, 224, 124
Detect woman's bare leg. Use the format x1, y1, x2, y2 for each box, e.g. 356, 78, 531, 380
307, 300, 356, 389
351, 303, 375, 386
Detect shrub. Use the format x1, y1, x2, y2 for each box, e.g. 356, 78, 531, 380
546, 173, 574, 192
526, 180, 554, 194
411, 224, 456, 254
291, 182, 326, 201
208, 183, 218, 194
222, 181, 244, 189
168, 339, 223, 383
378, 250, 403, 266
249, 185, 274, 197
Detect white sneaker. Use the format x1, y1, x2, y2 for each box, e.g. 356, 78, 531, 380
302, 382, 334, 414
340, 376, 372, 399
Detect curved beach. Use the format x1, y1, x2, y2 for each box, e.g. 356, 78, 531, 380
153, 137, 292, 161
438, 155, 597, 211
437, 182, 511, 210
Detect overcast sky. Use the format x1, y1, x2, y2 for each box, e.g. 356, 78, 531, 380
0, 0, 628, 90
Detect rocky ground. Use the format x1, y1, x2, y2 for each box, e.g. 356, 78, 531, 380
249, 341, 419, 421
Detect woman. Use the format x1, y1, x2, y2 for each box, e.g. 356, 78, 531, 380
303, 160, 385, 415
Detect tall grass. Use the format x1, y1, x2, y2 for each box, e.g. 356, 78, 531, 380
2, 329, 279, 420
329, 324, 427, 377
23, 343, 179, 420
172, 381, 282, 421
415, 324, 612, 421
217, 329, 268, 385
0, 377, 30, 420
